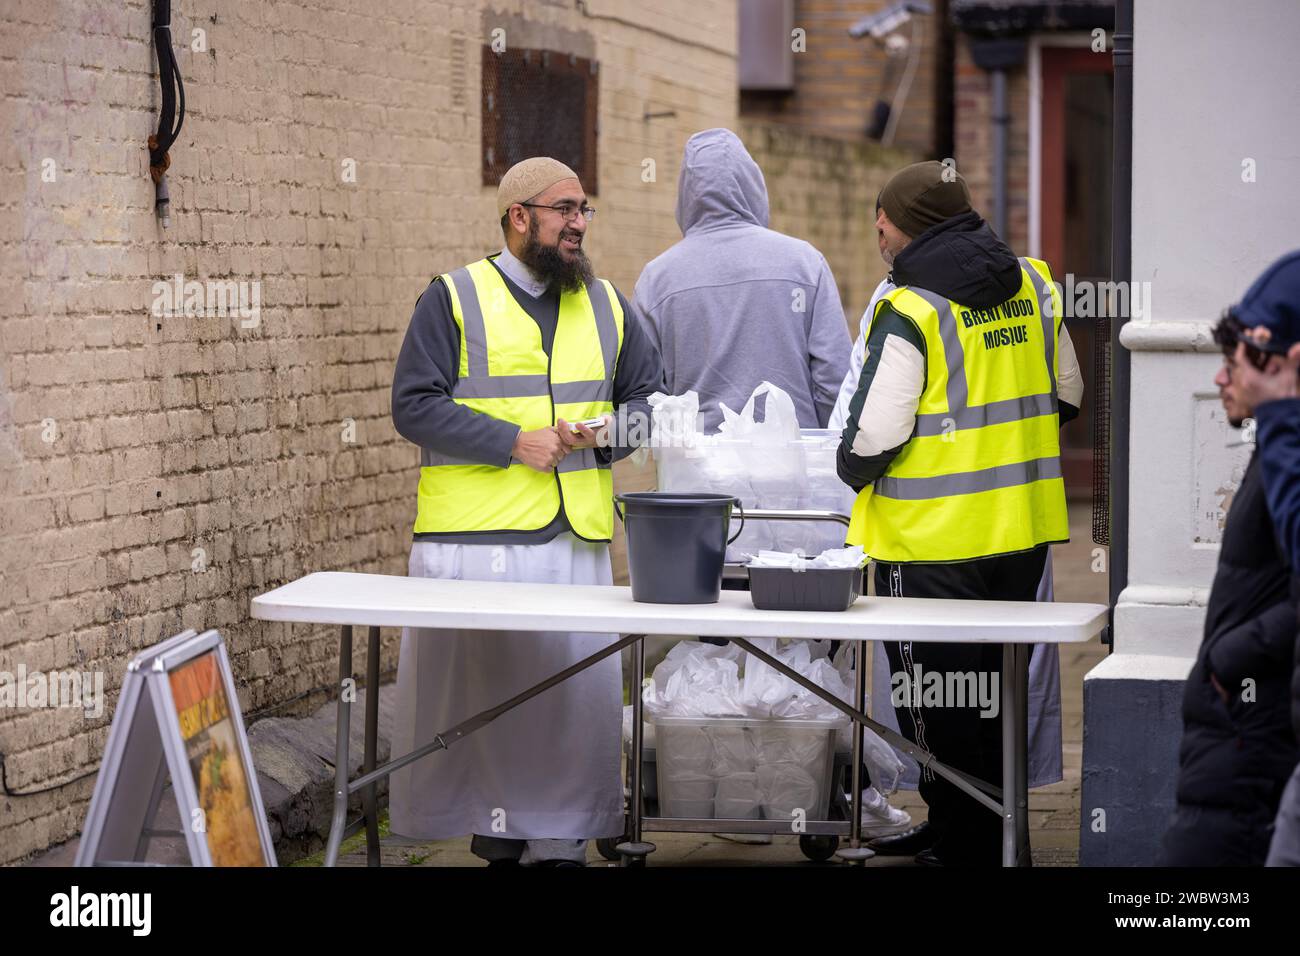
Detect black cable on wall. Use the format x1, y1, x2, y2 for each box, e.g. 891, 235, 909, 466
148, 0, 185, 227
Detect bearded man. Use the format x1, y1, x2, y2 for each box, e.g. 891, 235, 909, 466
388, 157, 664, 866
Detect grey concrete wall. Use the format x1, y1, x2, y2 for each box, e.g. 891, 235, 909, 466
1079, 673, 1183, 866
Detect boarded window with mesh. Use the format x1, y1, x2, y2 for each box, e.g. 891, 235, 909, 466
482, 47, 599, 195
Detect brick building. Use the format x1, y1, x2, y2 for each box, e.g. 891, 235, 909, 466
739, 0, 952, 158
949, 0, 1116, 495
0, 0, 923, 865
0, 0, 744, 865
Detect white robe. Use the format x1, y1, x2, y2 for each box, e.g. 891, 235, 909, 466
388, 533, 625, 841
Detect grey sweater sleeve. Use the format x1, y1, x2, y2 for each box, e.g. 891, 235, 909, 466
600, 287, 666, 464
391, 279, 521, 467
807, 253, 852, 428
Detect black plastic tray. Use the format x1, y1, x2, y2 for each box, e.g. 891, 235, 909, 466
746, 564, 863, 612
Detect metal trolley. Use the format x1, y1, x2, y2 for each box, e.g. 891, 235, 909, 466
598, 508, 888, 866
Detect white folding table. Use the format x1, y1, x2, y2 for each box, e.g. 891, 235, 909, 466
251, 570, 1107, 867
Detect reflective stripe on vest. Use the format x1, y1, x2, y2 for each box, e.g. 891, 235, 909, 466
413, 257, 623, 539
846, 258, 1069, 563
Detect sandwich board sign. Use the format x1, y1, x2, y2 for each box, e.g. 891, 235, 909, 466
76, 629, 276, 867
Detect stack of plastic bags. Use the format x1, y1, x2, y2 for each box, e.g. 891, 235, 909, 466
645, 384, 857, 561
636, 639, 905, 820
747, 545, 867, 569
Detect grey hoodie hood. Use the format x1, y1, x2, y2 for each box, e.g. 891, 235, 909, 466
634, 128, 849, 433
674, 128, 770, 235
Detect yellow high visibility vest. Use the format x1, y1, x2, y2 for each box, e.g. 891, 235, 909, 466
846, 257, 1069, 563
413, 256, 624, 540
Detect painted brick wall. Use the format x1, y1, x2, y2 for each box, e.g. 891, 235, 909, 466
0, 0, 737, 864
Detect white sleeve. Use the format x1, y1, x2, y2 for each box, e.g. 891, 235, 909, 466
829, 279, 893, 430
1057, 324, 1084, 409
850, 334, 925, 457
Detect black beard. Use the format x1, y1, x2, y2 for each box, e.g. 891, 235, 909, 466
519, 216, 593, 294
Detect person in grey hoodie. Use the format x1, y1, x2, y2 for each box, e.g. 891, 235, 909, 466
632, 128, 851, 432
633, 129, 911, 843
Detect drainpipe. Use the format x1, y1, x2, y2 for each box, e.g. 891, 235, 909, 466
991, 68, 1008, 237
1108, 0, 1133, 644
968, 38, 1026, 240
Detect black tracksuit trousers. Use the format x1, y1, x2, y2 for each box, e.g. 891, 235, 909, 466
876, 545, 1048, 865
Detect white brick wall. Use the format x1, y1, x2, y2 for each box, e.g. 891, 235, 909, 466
0, 0, 737, 864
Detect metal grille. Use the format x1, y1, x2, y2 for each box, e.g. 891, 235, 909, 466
482, 47, 599, 194
1091, 312, 1111, 547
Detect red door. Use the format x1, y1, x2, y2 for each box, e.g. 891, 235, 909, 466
1040, 45, 1113, 497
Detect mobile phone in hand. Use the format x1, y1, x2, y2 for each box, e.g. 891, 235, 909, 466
568, 417, 607, 433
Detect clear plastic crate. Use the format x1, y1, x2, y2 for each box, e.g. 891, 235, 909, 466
653, 429, 856, 562
650, 715, 844, 822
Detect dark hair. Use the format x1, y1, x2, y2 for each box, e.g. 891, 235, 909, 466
1213, 309, 1271, 370
1211, 310, 1245, 356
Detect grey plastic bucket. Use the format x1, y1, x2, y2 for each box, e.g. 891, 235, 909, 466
614, 492, 744, 604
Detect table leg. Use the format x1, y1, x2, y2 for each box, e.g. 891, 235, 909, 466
363, 625, 381, 867
1014, 643, 1030, 866
1001, 643, 1013, 867
835, 646, 874, 863
630, 635, 644, 846
618, 634, 655, 866
325, 624, 353, 868
1001, 643, 1030, 867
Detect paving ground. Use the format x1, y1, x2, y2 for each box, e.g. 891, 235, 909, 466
322, 501, 1108, 868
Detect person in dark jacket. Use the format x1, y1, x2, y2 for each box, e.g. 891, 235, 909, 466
1161, 303, 1299, 866
1223, 249, 1300, 866
1234, 253, 1300, 578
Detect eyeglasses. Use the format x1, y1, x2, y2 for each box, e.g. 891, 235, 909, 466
520, 201, 596, 223
1221, 341, 1273, 376
1214, 309, 1280, 373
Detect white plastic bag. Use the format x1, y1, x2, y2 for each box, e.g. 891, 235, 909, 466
714, 772, 762, 819
708, 725, 758, 776
635, 390, 701, 468
738, 638, 855, 721
641, 636, 906, 803
758, 762, 819, 821
652, 385, 856, 561
647, 390, 700, 448
747, 545, 866, 569
831, 643, 906, 794
716, 381, 800, 444
721, 383, 803, 556
643, 641, 747, 718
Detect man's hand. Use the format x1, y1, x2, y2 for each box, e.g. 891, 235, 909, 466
512, 426, 568, 472
557, 415, 612, 451
1234, 336, 1300, 409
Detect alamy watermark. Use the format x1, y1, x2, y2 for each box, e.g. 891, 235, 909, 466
50, 886, 150, 936
1048, 274, 1152, 322
150, 273, 261, 328
891, 664, 999, 718
0, 664, 105, 718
